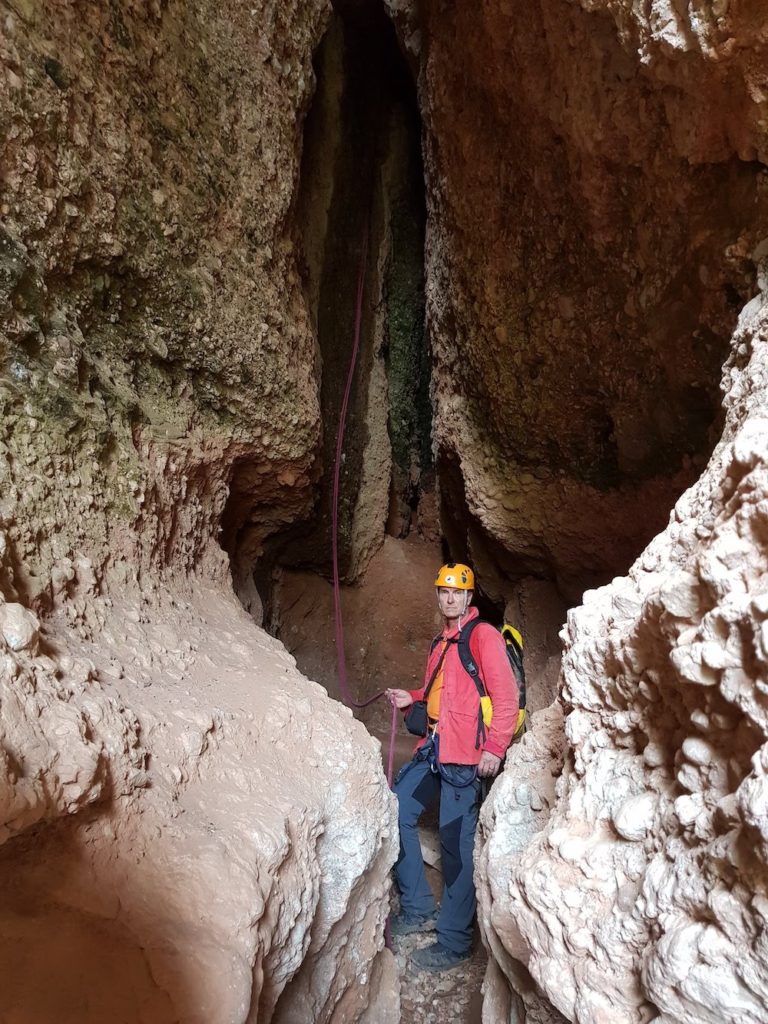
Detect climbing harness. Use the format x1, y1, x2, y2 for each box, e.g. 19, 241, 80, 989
395, 733, 478, 789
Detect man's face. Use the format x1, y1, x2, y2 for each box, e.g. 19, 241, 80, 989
437, 586, 469, 620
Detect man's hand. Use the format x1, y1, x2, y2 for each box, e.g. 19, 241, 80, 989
477, 751, 502, 778
386, 688, 413, 709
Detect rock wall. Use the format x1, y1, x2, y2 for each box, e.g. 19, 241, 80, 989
2, 0, 328, 594
274, 1, 429, 585
1, 1, 398, 1020
393, 0, 768, 598
273, 533, 444, 742
384, 0, 768, 1020
476, 703, 568, 1024
487, 252, 768, 1024
6, 0, 768, 1019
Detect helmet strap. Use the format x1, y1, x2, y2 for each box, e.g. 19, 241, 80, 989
457, 590, 471, 630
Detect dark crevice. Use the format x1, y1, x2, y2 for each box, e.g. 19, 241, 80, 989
233, 0, 429, 622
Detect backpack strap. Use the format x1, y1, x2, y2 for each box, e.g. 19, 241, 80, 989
456, 619, 489, 749
422, 637, 451, 704
456, 618, 487, 701
501, 624, 526, 710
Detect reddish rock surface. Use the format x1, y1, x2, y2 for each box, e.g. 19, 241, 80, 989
5, 0, 768, 1021
0, 2, 399, 1020
393, 0, 768, 597
385, 1, 768, 1020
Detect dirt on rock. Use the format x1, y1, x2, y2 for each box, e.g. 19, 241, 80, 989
273, 534, 444, 710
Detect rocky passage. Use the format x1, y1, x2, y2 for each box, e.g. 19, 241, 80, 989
401, 3, 768, 1021
3, 0, 768, 1022
394, 917, 487, 1024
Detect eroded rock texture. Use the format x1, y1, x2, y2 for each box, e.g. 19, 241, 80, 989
1, 0, 334, 602
0, 2, 398, 1020
476, 703, 568, 1024
388, 1, 768, 1021
496, 259, 768, 1024
0, 583, 398, 1024
395, 0, 768, 598
271, 1, 430, 586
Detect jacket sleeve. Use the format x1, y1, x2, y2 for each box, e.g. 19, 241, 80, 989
472, 624, 519, 758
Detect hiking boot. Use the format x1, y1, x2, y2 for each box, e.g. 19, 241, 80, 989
390, 909, 438, 937
410, 941, 471, 972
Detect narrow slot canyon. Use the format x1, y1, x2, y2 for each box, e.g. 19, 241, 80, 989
2, 2, 768, 1024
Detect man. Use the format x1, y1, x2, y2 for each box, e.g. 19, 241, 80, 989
386, 562, 519, 971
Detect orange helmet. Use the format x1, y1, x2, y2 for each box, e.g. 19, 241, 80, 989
435, 563, 475, 590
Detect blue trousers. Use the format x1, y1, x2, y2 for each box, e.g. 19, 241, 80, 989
393, 736, 480, 955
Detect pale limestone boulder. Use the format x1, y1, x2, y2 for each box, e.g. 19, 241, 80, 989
485, 283, 768, 1022
476, 704, 569, 1024
0, 585, 398, 1023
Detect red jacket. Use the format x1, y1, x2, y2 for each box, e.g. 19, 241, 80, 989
408, 607, 519, 765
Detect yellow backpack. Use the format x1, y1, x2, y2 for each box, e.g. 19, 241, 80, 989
454, 620, 527, 744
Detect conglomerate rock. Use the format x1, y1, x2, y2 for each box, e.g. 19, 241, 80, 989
476, 703, 569, 1024
479, 264, 768, 1022
1, 0, 328, 595
0, 2, 398, 1020
6, 0, 768, 1019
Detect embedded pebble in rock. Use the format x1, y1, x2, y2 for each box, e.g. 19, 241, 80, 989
681, 736, 715, 767
612, 793, 657, 842
0, 604, 40, 652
